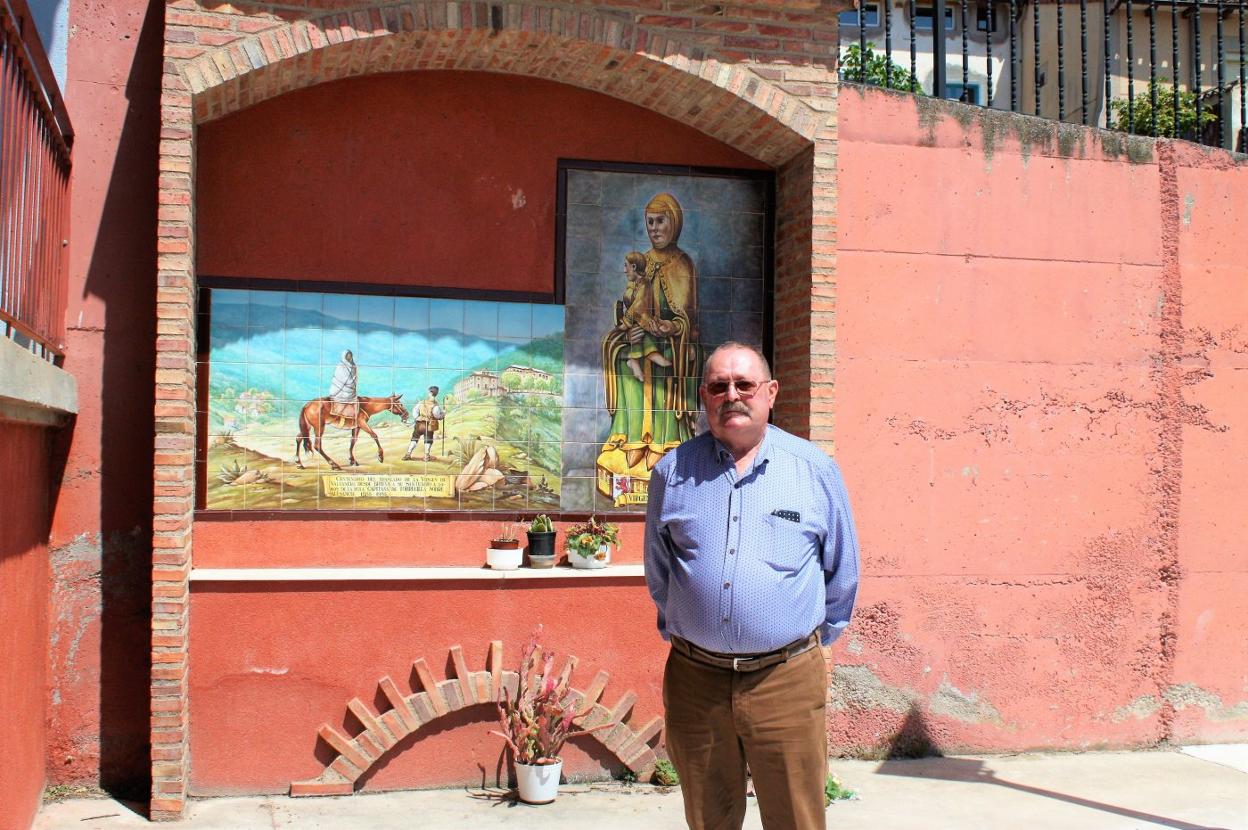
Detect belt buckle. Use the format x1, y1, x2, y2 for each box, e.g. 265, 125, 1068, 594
733, 656, 745, 672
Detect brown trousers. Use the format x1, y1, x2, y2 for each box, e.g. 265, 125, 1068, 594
662, 643, 829, 830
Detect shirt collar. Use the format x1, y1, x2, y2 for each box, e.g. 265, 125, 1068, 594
710, 425, 773, 469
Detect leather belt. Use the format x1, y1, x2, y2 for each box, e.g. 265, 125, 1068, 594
670, 631, 819, 673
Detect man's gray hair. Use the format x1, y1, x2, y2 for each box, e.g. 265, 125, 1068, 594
701, 341, 772, 382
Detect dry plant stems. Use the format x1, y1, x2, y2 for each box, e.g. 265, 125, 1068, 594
491, 625, 613, 765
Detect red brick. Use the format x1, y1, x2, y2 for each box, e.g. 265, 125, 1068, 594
291, 780, 353, 796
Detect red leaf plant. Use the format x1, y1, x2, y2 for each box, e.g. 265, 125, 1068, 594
491, 625, 612, 766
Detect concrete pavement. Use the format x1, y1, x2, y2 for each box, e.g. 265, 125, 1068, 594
36, 747, 1248, 829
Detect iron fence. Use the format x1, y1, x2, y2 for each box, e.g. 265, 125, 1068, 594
0, 0, 72, 362
839, 0, 1247, 151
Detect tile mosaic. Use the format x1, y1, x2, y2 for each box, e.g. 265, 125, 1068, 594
211, 289, 249, 325
566, 204, 603, 239
286, 291, 324, 326
323, 293, 360, 326
429, 298, 465, 333
729, 312, 764, 345
731, 277, 765, 313
320, 329, 359, 366
531, 304, 564, 339
394, 296, 430, 332
358, 295, 396, 327
498, 303, 532, 339
358, 327, 395, 367
566, 235, 603, 274
699, 277, 733, 311
566, 169, 604, 206
249, 290, 286, 327
210, 326, 248, 364
464, 301, 498, 338
600, 173, 639, 209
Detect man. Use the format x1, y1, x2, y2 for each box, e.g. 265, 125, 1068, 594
644, 341, 860, 830
328, 350, 358, 420
403, 385, 444, 462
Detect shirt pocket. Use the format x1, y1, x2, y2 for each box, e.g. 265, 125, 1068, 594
761, 512, 818, 572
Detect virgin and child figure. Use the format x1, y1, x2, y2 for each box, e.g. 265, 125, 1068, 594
596, 192, 701, 496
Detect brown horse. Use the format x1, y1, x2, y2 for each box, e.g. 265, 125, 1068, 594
295, 394, 410, 470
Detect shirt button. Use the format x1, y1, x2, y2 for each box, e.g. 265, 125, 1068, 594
723, 582, 731, 589
722, 617, 730, 623
732, 516, 738, 523
728, 548, 736, 555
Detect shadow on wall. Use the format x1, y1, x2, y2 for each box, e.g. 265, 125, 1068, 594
873, 708, 1229, 830
62, 0, 164, 802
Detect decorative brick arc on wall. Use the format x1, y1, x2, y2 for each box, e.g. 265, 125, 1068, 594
290, 640, 664, 796
156, 0, 842, 818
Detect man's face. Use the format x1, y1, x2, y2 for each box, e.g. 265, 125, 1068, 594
700, 347, 778, 447
646, 212, 673, 249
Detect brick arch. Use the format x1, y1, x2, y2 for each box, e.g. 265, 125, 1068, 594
290, 641, 664, 796
180, 4, 817, 165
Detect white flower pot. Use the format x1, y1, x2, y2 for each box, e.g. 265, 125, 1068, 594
515, 758, 563, 804
486, 547, 523, 570
569, 543, 611, 569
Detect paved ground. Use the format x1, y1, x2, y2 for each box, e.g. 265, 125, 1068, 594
36, 746, 1248, 829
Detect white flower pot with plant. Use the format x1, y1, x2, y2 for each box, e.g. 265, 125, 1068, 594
491, 625, 613, 804
487, 521, 523, 570
565, 516, 619, 570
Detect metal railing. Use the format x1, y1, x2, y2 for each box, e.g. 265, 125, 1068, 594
1, 0, 72, 362
840, 0, 1247, 151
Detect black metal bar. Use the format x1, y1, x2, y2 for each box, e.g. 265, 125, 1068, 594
1172, 0, 1181, 136
885, 0, 894, 88
910, 0, 918, 88
1081, 0, 1089, 123
1240, 0, 1245, 150
1106, 0, 1114, 127
1034, 0, 1042, 114
1150, 0, 1158, 135
860, 0, 868, 82
987, 0, 995, 105
935, 0, 949, 98
961, 0, 970, 97
1217, 0, 1225, 147
1127, 0, 1136, 132
1195, 0, 1203, 132
1058, 0, 1066, 119
1010, 0, 1018, 109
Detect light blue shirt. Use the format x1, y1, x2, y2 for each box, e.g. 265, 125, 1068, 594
644, 425, 860, 653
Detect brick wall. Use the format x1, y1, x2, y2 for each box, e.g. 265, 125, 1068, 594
155, 0, 842, 818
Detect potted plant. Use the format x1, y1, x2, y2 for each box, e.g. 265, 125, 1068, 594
491, 626, 611, 803
565, 516, 619, 570
526, 514, 557, 569
486, 521, 523, 570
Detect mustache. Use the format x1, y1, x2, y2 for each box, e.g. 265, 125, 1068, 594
717, 401, 749, 416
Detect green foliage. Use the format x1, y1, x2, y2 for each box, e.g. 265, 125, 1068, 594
839, 44, 922, 93
529, 514, 554, 533
653, 759, 680, 787
824, 772, 856, 805
1110, 82, 1218, 138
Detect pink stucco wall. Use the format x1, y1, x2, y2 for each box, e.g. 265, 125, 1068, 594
0, 424, 52, 830
832, 86, 1247, 752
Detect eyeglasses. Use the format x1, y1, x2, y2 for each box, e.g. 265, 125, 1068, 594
702, 379, 767, 398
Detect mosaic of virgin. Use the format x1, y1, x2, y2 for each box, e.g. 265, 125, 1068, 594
595, 192, 701, 500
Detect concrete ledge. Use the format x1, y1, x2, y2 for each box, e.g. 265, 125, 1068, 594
0, 335, 77, 426
189, 564, 646, 582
